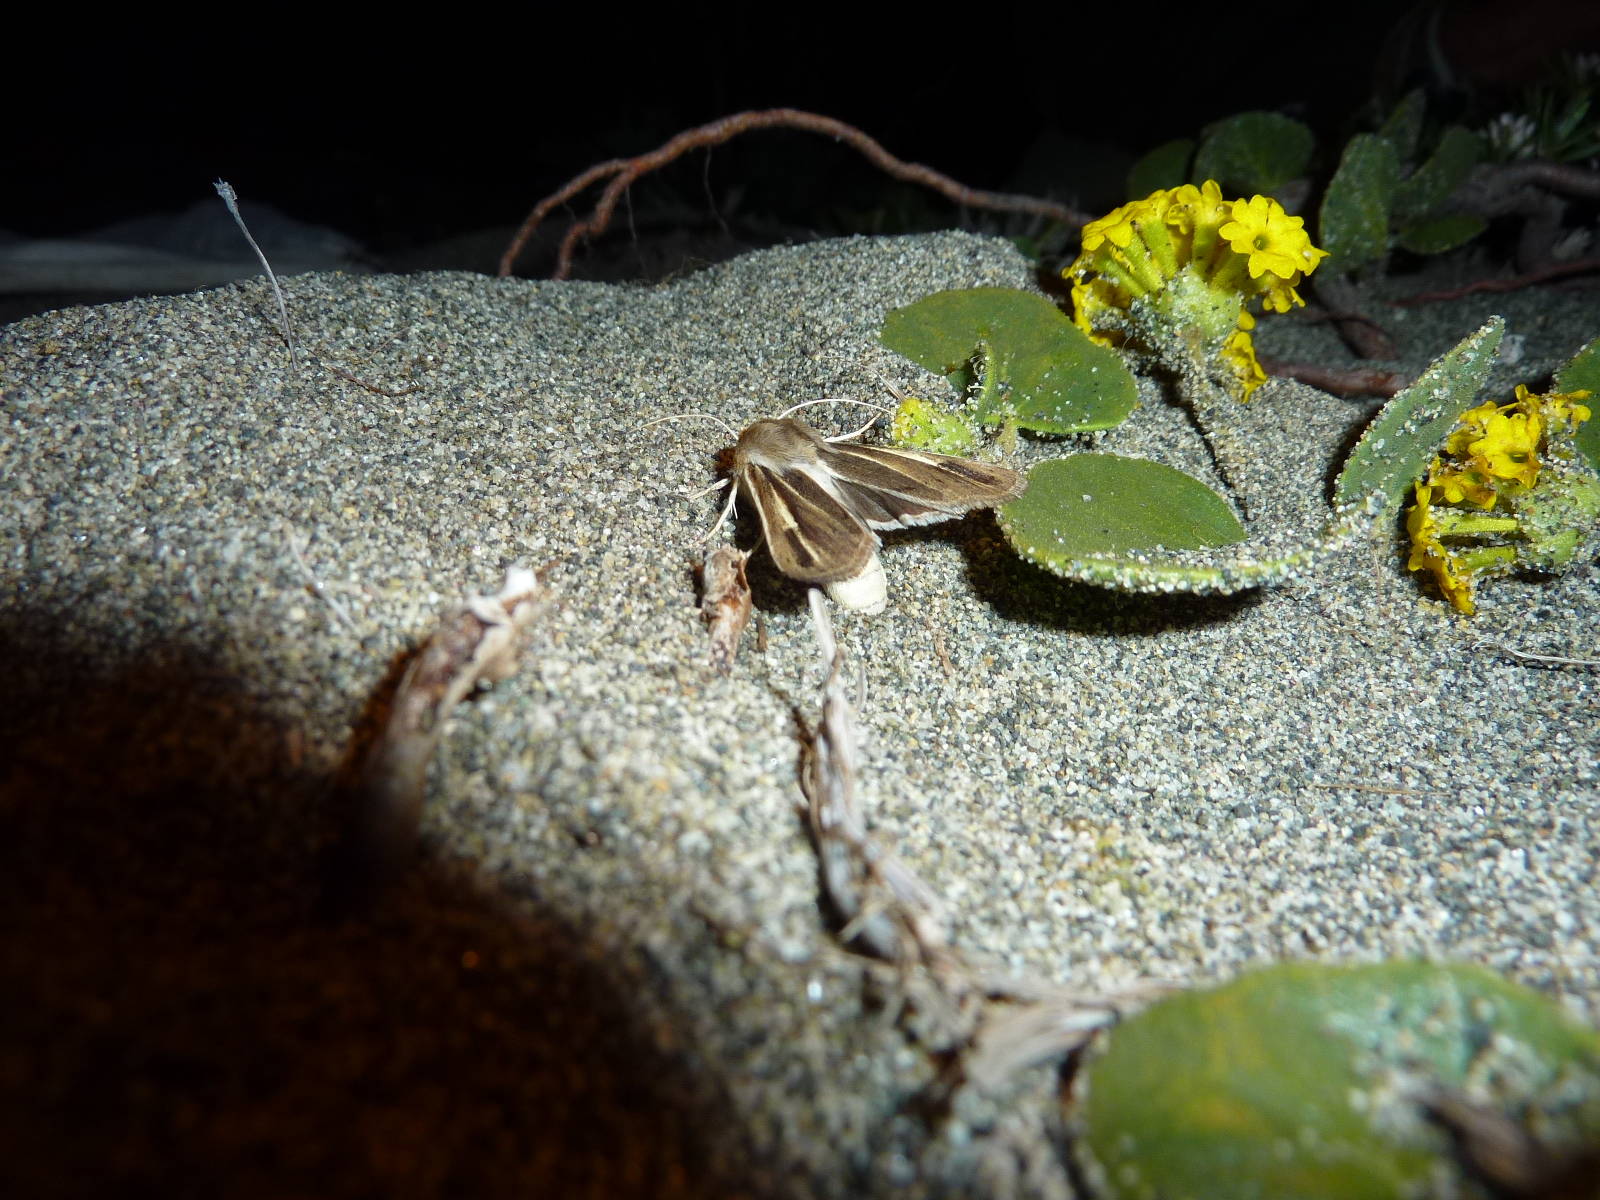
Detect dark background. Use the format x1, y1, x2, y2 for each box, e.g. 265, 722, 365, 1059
11, 2, 1596, 276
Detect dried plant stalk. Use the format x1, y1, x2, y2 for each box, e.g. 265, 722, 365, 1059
801, 589, 959, 976
700, 546, 752, 673
798, 588, 1174, 1102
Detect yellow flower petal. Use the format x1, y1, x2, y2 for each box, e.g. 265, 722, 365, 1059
1218, 195, 1318, 281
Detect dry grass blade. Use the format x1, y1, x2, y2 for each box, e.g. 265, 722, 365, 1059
214, 179, 299, 371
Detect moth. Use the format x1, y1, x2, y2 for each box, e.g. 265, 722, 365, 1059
716, 414, 1027, 614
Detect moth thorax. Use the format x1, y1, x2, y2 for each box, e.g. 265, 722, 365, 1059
825, 555, 887, 614
735, 418, 824, 467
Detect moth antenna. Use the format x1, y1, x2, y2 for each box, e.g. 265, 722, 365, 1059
775, 396, 893, 422
699, 479, 743, 546
641, 412, 740, 439
684, 478, 729, 502
828, 411, 887, 444
774, 396, 894, 443
877, 376, 910, 403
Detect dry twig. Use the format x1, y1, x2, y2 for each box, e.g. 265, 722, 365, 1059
1423, 1089, 1600, 1199
1311, 273, 1401, 360
499, 108, 1094, 280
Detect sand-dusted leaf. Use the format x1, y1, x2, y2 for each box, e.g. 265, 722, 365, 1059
888, 393, 979, 454
1377, 88, 1426, 161
879, 287, 1138, 434
1555, 333, 1600, 472
1193, 111, 1314, 194
1000, 452, 1362, 593
1334, 317, 1504, 508
1319, 134, 1401, 273
1080, 961, 1600, 1200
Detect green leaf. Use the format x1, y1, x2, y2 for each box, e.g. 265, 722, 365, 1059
1334, 317, 1505, 508
1192, 112, 1314, 194
997, 454, 1254, 591
1319, 134, 1401, 273
879, 287, 1138, 435
1003, 455, 1245, 557
1555, 333, 1600, 472
1377, 88, 1426, 160
1127, 138, 1194, 199
1395, 212, 1487, 255
1394, 126, 1483, 221
1082, 962, 1600, 1200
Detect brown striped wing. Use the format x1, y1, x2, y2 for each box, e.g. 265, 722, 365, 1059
818, 442, 1027, 530
741, 462, 879, 584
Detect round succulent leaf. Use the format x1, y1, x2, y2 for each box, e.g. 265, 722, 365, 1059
1554, 333, 1600, 473
1002, 454, 1244, 555
1319, 133, 1401, 273
1394, 126, 1484, 222
1334, 316, 1504, 509
1126, 138, 1195, 200
1395, 212, 1487, 255
878, 287, 1138, 434
888, 395, 978, 454
1192, 111, 1314, 194
994, 454, 1319, 593
1080, 961, 1600, 1200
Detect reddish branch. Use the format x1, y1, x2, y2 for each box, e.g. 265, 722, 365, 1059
498, 108, 1094, 280
1310, 274, 1400, 359
1393, 255, 1600, 305
1259, 357, 1408, 398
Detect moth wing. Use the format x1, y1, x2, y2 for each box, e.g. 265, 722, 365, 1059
743, 462, 879, 584
820, 443, 1027, 530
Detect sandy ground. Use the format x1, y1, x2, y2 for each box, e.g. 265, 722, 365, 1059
2, 232, 1596, 1197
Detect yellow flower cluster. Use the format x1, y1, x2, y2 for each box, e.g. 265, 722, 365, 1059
1067, 181, 1328, 399
1430, 385, 1561, 506
1406, 386, 1594, 614
1405, 482, 1486, 613
888, 392, 978, 455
